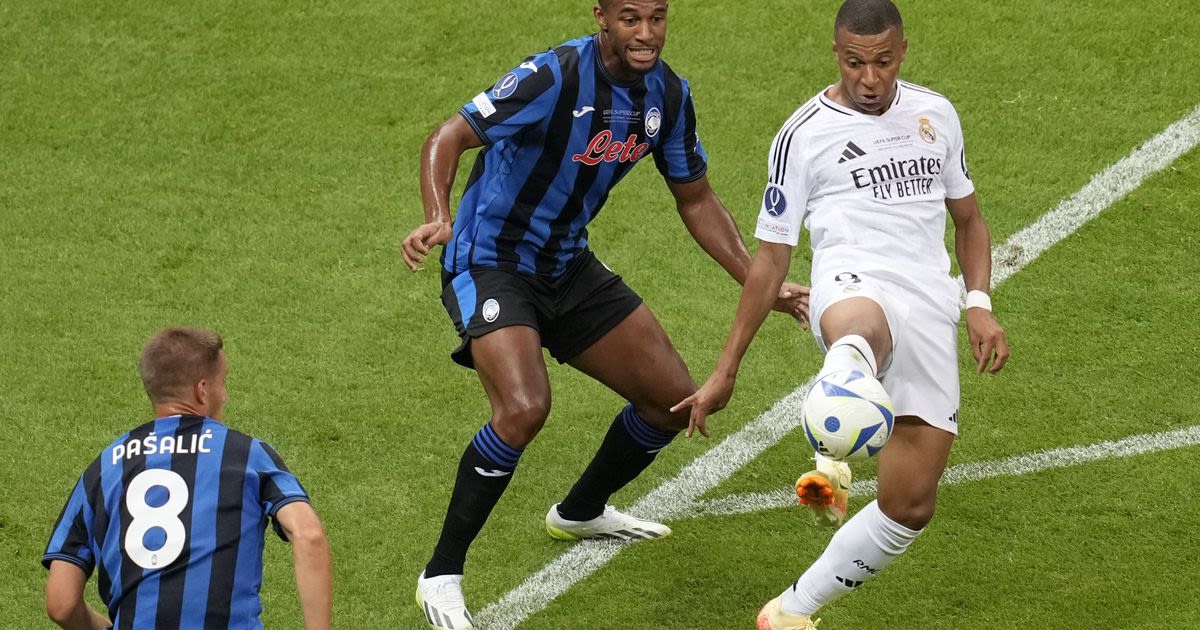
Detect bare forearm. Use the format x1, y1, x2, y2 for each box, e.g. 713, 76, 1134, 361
419, 128, 460, 224
46, 562, 108, 630
293, 536, 333, 630
955, 213, 992, 292
715, 244, 792, 375
678, 199, 752, 284
48, 600, 108, 630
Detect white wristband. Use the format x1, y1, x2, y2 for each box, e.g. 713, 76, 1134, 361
965, 290, 992, 311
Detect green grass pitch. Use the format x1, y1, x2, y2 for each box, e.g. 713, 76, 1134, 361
2, 1, 1199, 628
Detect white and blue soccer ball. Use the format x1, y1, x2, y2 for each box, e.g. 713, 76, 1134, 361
801, 369, 895, 461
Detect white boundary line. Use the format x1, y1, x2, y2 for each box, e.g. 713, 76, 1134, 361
689, 424, 1200, 518
477, 104, 1200, 630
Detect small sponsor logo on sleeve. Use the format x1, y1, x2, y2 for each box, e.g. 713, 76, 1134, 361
756, 218, 791, 236
472, 92, 496, 118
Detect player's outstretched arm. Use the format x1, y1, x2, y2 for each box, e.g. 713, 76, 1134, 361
276, 502, 333, 630
948, 193, 1010, 374
45, 561, 109, 630
672, 241, 794, 437
401, 115, 484, 272
666, 176, 810, 324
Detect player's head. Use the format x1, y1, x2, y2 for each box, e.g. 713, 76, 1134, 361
832, 0, 907, 114
594, 0, 669, 79
139, 327, 229, 419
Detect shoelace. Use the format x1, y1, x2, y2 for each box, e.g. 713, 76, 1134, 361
426, 580, 466, 609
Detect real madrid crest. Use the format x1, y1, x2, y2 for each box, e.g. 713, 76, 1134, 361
918, 116, 937, 144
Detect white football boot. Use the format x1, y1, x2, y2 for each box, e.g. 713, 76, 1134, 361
545, 504, 671, 541
756, 595, 821, 630
795, 452, 852, 527
415, 572, 476, 630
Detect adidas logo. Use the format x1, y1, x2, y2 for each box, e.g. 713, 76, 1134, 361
837, 141, 867, 163
835, 575, 864, 588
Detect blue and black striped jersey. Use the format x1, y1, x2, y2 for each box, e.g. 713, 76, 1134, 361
43, 415, 309, 630
446, 34, 708, 278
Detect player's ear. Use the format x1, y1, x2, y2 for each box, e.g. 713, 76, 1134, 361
194, 378, 209, 407
900, 37, 908, 61
594, 4, 608, 31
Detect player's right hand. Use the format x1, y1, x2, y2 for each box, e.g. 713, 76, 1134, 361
671, 371, 736, 438
775, 281, 811, 329
401, 221, 453, 272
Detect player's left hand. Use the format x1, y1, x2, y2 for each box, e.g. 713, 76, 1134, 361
774, 282, 811, 328
966, 308, 1009, 374
671, 370, 736, 438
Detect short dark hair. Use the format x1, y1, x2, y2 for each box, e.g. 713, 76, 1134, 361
835, 0, 904, 37
139, 327, 223, 404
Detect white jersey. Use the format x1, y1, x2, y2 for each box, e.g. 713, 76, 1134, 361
755, 80, 974, 286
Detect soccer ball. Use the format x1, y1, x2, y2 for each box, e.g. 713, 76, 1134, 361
801, 369, 895, 461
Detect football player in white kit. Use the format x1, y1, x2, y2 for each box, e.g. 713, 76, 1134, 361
672, 0, 1009, 628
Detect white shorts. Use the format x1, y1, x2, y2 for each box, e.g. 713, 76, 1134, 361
809, 268, 962, 434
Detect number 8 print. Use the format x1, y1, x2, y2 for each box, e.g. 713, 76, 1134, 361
124, 468, 189, 570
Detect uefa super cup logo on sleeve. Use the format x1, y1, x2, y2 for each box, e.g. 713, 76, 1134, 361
764, 185, 788, 217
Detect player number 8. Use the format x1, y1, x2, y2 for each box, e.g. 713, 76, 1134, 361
124, 468, 189, 570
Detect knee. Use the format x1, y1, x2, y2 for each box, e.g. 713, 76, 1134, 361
878, 498, 936, 531
491, 394, 551, 449
633, 388, 694, 433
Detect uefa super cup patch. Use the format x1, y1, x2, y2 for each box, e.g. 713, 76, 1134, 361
492, 72, 520, 100
763, 184, 788, 217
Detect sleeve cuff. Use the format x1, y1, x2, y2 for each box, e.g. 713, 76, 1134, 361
43, 553, 93, 575
665, 163, 708, 184
268, 495, 312, 542
268, 494, 311, 518
754, 229, 799, 247
457, 109, 492, 145
945, 183, 976, 200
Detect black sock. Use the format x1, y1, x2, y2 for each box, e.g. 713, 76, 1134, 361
556, 404, 677, 521
425, 423, 522, 578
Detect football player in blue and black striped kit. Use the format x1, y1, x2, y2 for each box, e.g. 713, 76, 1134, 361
401, 1, 809, 627
42, 328, 332, 630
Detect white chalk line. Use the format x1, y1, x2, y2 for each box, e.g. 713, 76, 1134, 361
476, 104, 1200, 630
689, 424, 1200, 518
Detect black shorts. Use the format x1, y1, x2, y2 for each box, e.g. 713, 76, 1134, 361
440, 251, 644, 369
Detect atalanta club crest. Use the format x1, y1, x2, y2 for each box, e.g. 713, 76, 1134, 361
763, 185, 787, 217
482, 298, 500, 323
645, 107, 661, 138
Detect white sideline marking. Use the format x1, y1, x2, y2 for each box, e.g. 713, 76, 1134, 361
690, 424, 1200, 518
477, 104, 1200, 630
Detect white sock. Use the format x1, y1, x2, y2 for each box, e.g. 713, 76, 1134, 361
780, 500, 921, 616
819, 334, 877, 378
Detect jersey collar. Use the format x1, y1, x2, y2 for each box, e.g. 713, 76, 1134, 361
819, 80, 903, 117
591, 34, 649, 88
